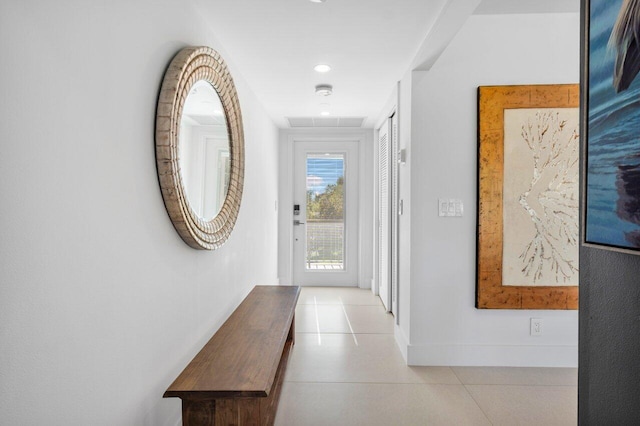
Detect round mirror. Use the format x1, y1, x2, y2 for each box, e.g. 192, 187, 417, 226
180, 80, 230, 221
155, 46, 245, 250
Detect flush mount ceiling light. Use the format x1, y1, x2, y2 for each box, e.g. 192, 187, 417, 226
314, 64, 331, 73
309, 0, 326, 3
315, 84, 333, 96
320, 111, 330, 116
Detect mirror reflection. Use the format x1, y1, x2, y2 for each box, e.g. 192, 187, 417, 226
180, 80, 231, 221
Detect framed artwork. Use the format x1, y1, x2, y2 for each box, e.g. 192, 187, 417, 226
583, 0, 640, 253
477, 85, 579, 310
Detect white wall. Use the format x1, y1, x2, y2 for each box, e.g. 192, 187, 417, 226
402, 13, 580, 366
278, 129, 374, 288
0, 1, 279, 424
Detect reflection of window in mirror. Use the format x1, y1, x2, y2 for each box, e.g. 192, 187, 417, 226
218, 150, 231, 211
179, 80, 230, 221
201, 137, 229, 219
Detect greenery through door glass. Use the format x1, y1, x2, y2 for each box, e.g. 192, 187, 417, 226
306, 154, 345, 269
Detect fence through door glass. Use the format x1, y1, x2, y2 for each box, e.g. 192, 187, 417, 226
306, 153, 345, 270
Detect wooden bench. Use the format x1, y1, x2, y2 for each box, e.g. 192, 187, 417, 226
164, 285, 300, 425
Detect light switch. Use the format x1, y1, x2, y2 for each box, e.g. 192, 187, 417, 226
438, 198, 463, 217
438, 199, 449, 217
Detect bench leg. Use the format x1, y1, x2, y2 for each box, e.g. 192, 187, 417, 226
182, 399, 215, 425
288, 314, 295, 345
182, 398, 262, 426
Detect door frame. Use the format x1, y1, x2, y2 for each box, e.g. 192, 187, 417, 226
278, 130, 373, 288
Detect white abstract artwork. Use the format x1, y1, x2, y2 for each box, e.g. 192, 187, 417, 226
502, 108, 580, 287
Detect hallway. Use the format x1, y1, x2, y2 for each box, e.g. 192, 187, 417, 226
275, 287, 577, 425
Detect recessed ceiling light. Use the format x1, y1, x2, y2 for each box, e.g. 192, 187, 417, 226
315, 84, 333, 96
309, 0, 326, 3
314, 64, 331, 73
319, 103, 330, 115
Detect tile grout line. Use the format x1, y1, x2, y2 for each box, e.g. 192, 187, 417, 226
450, 367, 464, 385
450, 368, 495, 425
461, 383, 495, 426
464, 383, 579, 388
294, 331, 394, 335
297, 304, 382, 307
283, 380, 482, 386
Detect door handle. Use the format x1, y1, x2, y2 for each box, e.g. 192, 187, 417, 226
293, 220, 306, 226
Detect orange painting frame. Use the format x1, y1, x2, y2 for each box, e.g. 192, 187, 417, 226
476, 84, 579, 310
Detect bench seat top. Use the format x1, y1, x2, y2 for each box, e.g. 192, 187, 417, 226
164, 285, 300, 400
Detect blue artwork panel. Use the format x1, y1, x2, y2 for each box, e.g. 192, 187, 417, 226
586, 0, 640, 249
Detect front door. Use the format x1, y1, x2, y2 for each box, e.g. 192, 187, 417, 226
292, 141, 359, 286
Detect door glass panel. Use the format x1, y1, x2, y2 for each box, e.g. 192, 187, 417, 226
306, 153, 345, 270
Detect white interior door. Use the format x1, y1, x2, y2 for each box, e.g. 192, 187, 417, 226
293, 141, 359, 286
378, 120, 391, 311
390, 113, 398, 315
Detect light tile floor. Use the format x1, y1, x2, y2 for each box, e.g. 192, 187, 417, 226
275, 286, 577, 426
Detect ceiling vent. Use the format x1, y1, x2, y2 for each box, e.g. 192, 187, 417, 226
287, 117, 366, 128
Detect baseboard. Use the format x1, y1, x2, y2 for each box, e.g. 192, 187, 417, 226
393, 324, 410, 363
278, 276, 290, 286
359, 279, 371, 289
404, 343, 578, 367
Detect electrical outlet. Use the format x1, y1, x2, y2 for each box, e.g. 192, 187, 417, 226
530, 318, 543, 336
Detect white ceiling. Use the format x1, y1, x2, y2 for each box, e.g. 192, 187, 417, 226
195, 0, 580, 129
